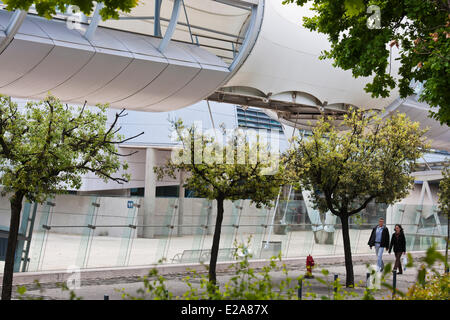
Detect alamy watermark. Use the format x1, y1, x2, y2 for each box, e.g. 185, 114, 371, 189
367, 5, 381, 29
66, 265, 81, 290
66, 5, 85, 31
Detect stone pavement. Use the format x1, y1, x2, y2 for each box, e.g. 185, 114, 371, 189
14, 253, 440, 300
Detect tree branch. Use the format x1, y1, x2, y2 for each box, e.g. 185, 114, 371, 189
348, 195, 377, 216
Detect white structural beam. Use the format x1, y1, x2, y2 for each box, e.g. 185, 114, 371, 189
158, 0, 182, 53
178, 169, 185, 237
0, 9, 26, 54
228, 2, 261, 73
84, 2, 104, 41
143, 147, 157, 238
411, 170, 444, 182
154, 0, 162, 37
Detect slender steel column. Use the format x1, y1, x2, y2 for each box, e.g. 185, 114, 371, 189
154, 0, 162, 37
158, 0, 181, 53
84, 2, 104, 41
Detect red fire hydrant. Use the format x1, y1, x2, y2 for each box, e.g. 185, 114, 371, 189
305, 255, 315, 278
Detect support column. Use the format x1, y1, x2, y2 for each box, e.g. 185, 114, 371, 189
178, 169, 185, 236
154, 0, 162, 37
84, 2, 104, 41
143, 147, 157, 238
158, 0, 182, 52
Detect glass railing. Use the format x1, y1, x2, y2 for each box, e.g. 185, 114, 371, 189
0, 195, 447, 273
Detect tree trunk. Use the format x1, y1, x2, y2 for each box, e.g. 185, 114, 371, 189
340, 214, 355, 287
1, 191, 24, 300
446, 214, 449, 273
209, 197, 224, 285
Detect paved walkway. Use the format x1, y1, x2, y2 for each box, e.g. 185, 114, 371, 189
1, 229, 376, 272
17, 256, 439, 300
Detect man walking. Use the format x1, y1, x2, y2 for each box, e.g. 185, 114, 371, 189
368, 218, 390, 272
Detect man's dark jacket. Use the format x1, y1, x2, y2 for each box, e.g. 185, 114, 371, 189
368, 226, 390, 248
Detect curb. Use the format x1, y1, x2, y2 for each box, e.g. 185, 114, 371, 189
0, 250, 437, 287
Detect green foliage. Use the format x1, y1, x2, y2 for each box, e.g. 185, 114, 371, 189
0, 94, 141, 300
283, 0, 450, 125
380, 244, 449, 300
56, 282, 83, 300
16, 280, 82, 300
284, 108, 428, 218
155, 119, 285, 283
119, 269, 173, 300
119, 241, 367, 301
284, 108, 427, 287
154, 119, 285, 207
396, 272, 449, 300
1, 0, 139, 20
16, 284, 42, 300
121, 241, 301, 300
0, 95, 137, 204
15, 243, 450, 301
16, 280, 45, 300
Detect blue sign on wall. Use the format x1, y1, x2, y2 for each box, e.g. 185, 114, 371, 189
127, 201, 134, 209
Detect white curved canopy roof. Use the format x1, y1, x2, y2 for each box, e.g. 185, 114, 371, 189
0, 0, 401, 113
381, 97, 450, 152
226, 0, 401, 110
0, 8, 230, 111
0, 0, 447, 151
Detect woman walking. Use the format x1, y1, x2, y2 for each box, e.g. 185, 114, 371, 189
389, 224, 406, 274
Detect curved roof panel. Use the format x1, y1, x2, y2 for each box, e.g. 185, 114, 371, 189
226, 0, 401, 110
0, 9, 230, 112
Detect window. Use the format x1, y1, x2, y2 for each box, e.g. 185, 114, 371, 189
130, 188, 144, 196
236, 106, 284, 133
156, 186, 179, 198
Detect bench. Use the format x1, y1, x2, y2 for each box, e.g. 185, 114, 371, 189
172, 248, 237, 264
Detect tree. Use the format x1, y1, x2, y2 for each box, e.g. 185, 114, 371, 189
438, 164, 449, 270
0, 95, 142, 300
283, 0, 450, 125
1, 0, 138, 19
154, 119, 285, 285
284, 109, 428, 287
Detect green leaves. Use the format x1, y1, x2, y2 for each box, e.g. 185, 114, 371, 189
344, 0, 365, 17
284, 108, 428, 217
283, 0, 450, 126
2, 0, 139, 20
122, 241, 300, 300
0, 94, 139, 204
155, 119, 285, 208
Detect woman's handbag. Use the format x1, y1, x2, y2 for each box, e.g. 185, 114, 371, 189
402, 255, 408, 271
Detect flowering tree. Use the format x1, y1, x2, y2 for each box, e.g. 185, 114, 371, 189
284, 109, 428, 286
0, 95, 142, 300
155, 119, 286, 285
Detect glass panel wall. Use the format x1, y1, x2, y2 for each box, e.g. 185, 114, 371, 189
0, 193, 446, 274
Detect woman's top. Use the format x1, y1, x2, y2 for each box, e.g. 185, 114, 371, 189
389, 232, 406, 253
